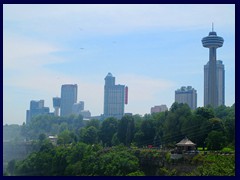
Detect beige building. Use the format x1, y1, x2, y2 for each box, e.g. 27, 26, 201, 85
151, 105, 168, 114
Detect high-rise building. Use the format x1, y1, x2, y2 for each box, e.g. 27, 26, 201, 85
53, 97, 61, 116
104, 73, 127, 119
60, 84, 77, 117
204, 60, 225, 107
175, 86, 197, 110
79, 110, 91, 119
72, 101, 84, 114
151, 105, 168, 114
26, 100, 50, 124
202, 26, 224, 108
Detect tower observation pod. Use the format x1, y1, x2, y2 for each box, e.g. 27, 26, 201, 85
202, 24, 224, 108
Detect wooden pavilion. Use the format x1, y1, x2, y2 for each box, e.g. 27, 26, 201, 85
176, 137, 196, 153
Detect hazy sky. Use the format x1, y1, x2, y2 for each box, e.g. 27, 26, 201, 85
3, 4, 235, 125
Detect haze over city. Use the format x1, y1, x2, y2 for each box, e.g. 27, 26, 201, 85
3, 4, 235, 125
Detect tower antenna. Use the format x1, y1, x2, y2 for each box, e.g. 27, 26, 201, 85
212, 22, 214, 32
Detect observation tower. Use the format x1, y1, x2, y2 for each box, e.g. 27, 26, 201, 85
202, 24, 224, 108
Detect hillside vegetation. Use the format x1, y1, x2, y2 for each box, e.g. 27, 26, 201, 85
3, 103, 235, 176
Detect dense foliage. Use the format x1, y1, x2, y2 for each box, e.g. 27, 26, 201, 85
11, 143, 144, 176
186, 154, 235, 176
4, 102, 235, 176
18, 103, 235, 150
21, 114, 85, 140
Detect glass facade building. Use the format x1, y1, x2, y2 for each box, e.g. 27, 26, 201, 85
72, 101, 84, 115
204, 60, 225, 107
60, 84, 78, 117
103, 73, 127, 119
26, 100, 50, 124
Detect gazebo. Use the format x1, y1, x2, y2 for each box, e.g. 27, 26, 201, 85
176, 137, 196, 153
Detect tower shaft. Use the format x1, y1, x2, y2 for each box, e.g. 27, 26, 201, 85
208, 47, 218, 108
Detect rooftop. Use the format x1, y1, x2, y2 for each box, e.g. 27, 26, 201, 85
176, 137, 196, 147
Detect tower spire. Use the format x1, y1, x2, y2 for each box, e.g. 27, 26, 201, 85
212, 22, 214, 32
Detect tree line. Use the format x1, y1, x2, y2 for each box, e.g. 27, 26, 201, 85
4, 102, 235, 176
20, 102, 235, 150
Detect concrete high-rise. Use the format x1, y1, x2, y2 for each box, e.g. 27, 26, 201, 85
202, 26, 224, 108
53, 97, 61, 116
72, 101, 84, 114
175, 86, 197, 110
204, 60, 225, 107
26, 100, 50, 124
60, 84, 77, 117
103, 73, 128, 119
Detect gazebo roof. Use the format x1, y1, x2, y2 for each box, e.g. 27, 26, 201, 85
176, 137, 196, 146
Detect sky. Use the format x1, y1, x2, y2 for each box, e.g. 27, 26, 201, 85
3, 4, 235, 125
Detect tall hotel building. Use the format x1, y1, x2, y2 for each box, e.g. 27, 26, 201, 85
60, 84, 78, 117
202, 27, 224, 108
104, 73, 128, 119
204, 60, 225, 107
175, 86, 197, 110
26, 100, 50, 124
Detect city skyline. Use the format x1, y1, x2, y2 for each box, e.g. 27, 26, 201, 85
3, 4, 235, 125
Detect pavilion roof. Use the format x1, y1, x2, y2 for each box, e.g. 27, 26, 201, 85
176, 137, 196, 146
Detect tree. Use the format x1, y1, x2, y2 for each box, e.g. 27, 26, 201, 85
59, 122, 69, 133
190, 107, 215, 147
127, 170, 145, 176
52, 146, 70, 175
139, 119, 155, 146
110, 133, 120, 146
117, 115, 135, 146
209, 117, 224, 132
57, 130, 73, 146
133, 130, 144, 147
163, 103, 192, 145
223, 116, 235, 146
38, 133, 47, 142
66, 142, 88, 164
126, 118, 135, 147
14, 150, 55, 176
6, 159, 16, 176
81, 146, 140, 176
39, 139, 54, 152
206, 131, 226, 150
81, 126, 98, 144
153, 133, 161, 147
214, 105, 229, 119
100, 117, 118, 147
195, 107, 214, 120
86, 119, 100, 129
72, 114, 84, 131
